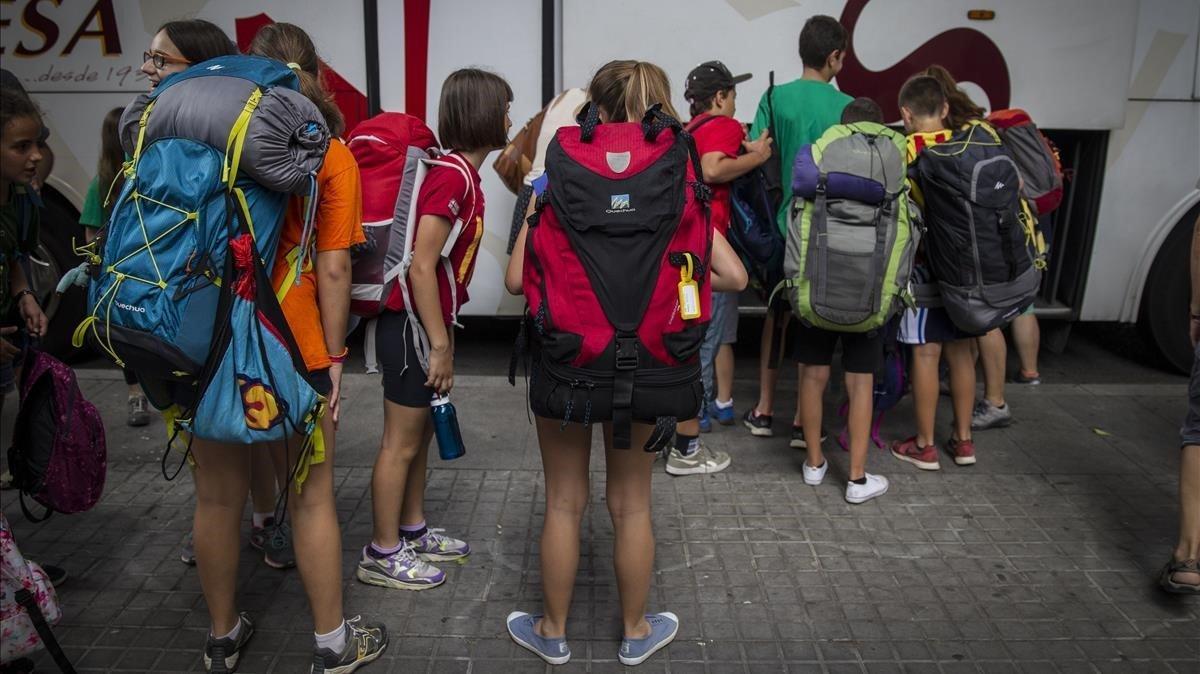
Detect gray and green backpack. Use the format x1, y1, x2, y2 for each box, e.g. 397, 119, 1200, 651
773, 122, 918, 333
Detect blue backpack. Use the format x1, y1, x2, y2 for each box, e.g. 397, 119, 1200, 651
77, 56, 329, 454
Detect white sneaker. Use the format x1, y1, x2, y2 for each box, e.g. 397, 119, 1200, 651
665, 444, 731, 476
802, 460, 828, 486
845, 473, 889, 504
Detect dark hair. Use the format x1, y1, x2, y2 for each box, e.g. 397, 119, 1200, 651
798, 15, 848, 70
688, 88, 730, 119
97, 107, 125, 218
157, 19, 237, 64
898, 76, 946, 119
438, 68, 513, 151
0, 87, 42, 134
588, 60, 679, 123
922, 65, 984, 129
841, 97, 883, 124
249, 22, 345, 137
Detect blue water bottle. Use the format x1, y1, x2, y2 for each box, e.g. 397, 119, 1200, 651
431, 394, 465, 460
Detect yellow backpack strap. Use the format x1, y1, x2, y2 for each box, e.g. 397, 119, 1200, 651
131, 99, 157, 170
275, 244, 313, 304
223, 88, 264, 190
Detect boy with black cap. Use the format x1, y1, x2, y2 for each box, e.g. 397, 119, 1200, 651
664, 61, 771, 476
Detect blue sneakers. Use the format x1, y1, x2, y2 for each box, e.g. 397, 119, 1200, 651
618, 612, 679, 666
506, 612, 570, 665
710, 401, 736, 426
698, 409, 712, 434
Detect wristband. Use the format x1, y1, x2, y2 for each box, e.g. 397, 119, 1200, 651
328, 347, 349, 363
14, 289, 37, 305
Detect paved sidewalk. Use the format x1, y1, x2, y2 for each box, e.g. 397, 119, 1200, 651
3, 367, 1198, 673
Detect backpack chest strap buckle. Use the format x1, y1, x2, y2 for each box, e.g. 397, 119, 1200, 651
615, 336, 639, 371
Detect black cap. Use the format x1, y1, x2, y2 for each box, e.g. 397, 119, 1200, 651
684, 61, 752, 101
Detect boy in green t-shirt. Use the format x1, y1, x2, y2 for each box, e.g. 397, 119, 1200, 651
743, 15, 853, 446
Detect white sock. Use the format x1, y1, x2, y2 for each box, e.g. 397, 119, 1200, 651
714, 398, 733, 410
315, 620, 347, 653
213, 618, 242, 642
252, 512, 273, 529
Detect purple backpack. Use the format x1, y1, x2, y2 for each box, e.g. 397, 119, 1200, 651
6, 349, 106, 521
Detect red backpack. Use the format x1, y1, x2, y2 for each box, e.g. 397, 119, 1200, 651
521, 105, 712, 449
986, 108, 1064, 215
346, 112, 440, 317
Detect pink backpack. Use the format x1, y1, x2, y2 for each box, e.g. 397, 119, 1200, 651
6, 350, 106, 522
1, 513, 67, 668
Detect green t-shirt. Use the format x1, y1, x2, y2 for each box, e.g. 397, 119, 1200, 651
79, 176, 104, 228
750, 78, 852, 232
0, 184, 42, 316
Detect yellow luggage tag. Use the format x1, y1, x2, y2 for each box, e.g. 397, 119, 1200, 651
678, 253, 701, 320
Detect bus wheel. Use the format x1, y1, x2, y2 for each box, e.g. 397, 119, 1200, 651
1139, 205, 1199, 374
27, 197, 87, 358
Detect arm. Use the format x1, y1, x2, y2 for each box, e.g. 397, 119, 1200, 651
410, 213, 455, 392
316, 247, 351, 421
1191, 214, 1200, 346
700, 137, 771, 184
709, 232, 747, 293
10, 262, 47, 338
505, 197, 538, 295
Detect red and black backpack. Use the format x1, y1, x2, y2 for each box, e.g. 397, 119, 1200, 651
519, 104, 713, 450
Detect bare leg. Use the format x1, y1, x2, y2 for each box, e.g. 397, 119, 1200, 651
603, 422, 659, 639
399, 424, 434, 528
533, 417, 592, 638
800, 365, 830, 470
249, 447, 278, 516
844, 372, 874, 480
910, 343, 943, 447
715, 344, 735, 403
977, 329, 1007, 407
754, 312, 780, 415
944, 340, 976, 442
370, 401, 432, 549
273, 414, 343, 633
792, 363, 808, 428
1174, 445, 1200, 585
191, 440, 251, 636
1011, 313, 1041, 379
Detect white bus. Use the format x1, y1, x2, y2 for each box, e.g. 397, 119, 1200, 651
2, 0, 1197, 369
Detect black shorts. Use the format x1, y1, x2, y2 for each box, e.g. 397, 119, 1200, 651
377, 310, 435, 407
307, 368, 333, 397
793, 323, 882, 374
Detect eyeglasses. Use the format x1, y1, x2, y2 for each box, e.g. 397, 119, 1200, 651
142, 51, 191, 69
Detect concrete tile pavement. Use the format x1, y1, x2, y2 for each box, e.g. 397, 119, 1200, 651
3, 366, 1198, 673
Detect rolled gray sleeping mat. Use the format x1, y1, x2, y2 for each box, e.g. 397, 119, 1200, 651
121, 74, 329, 194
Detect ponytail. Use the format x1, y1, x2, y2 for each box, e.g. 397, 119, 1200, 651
249, 22, 345, 137
922, 65, 985, 130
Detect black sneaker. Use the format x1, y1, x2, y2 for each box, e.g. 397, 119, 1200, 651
204, 613, 254, 673
311, 616, 388, 674
742, 409, 773, 437
789, 426, 829, 450
42, 564, 68, 587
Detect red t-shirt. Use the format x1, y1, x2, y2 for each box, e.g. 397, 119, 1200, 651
689, 113, 745, 235
385, 153, 485, 324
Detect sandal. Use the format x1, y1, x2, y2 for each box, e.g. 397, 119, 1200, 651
1158, 558, 1200, 594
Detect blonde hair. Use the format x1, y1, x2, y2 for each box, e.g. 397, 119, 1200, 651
249, 22, 345, 137
587, 60, 679, 123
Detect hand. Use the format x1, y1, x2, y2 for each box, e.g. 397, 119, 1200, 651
1191, 314, 1200, 347
0, 327, 18, 364
425, 346, 454, 394
743, 129, 773, 163
18, 294, 47, 338
327, 361, 343, 429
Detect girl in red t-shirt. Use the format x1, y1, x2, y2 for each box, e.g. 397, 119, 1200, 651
357, 69, 512, 594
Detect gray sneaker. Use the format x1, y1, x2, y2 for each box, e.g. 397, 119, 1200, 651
355, 542, 446, 590
127, 394, 151, 427
665, 444, 731, 476
971, 399, 1012, 430
181, 531, 196, 566
250, 519, 296, 569
619, 612, 679, 666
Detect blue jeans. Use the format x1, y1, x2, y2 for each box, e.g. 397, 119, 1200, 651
701, 292, 739, 407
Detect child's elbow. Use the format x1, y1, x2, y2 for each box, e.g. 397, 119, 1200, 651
731, 266, 749, 292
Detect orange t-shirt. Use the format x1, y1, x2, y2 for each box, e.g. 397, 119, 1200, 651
271, 140, 365, 372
